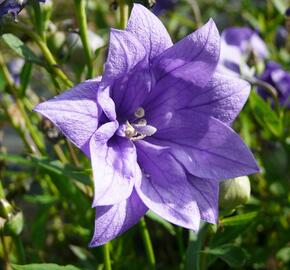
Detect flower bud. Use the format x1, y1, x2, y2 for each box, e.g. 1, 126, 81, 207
2, 210, 24, 236
0, 199, 13, 219
219, 176, 251, 211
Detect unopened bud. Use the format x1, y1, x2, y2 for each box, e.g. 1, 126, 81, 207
3, 211, 24, 236
0, 199, 13, 219
219, 176, 251, 211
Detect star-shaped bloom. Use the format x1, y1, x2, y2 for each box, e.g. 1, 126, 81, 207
258, 61, 290, 108
34, 4, 259, 246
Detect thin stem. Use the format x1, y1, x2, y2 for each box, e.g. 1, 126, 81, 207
119, 0, 129, 29
53, 144, 69, 164
0, 55, 44, 154
32, 0, 45, 40
13, 236, 26, 264
0, 97, 37, 154
187, 0, 202, 27
102, 243, 112, 270
0, 234, 9, 270
139, 217, 156, 269
4, 23, 73, 88
66, 140, 81, 167
74, 0, 93, 78
36, 38, 73, 88
244, 76, 280, 110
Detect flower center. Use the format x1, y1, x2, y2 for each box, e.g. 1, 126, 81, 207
124, 107, 157, 141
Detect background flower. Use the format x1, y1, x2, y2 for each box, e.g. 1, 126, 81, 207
258, 61, 290, 108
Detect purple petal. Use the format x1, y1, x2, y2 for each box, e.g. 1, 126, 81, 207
126, 4, 173, 61
135, 140, 200, 230
152, 19, 220, 89
89, 189, 148, 247
101, 28, 147, 84
188, 176, 219, 223
148, 112, 259, 180
101, 28, 151, 118
188, 72, 250, 125
34, 79, 100, 157
90, 123, 140, 206
145, 71, 250, 127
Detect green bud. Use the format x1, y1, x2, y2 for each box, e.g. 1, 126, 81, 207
0, 199, 13, 219
219, 176, 251, 211
3, 211, 24, 236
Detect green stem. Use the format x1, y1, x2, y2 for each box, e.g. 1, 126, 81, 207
0, 234, 9, 270
102, 243, 112, 270
244, 76, 280, 111
0, 55, 44, 154
36, 37, 73, 88
119, 0, 129, 29
139, 217, 156, 269
31, 0, 45, 41
0, 97, 38, 154
74, 0, 93, 78
5, 23, 73, 88
13, 236, 26, 264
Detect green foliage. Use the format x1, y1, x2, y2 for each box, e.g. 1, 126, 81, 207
11, 264, 81, 270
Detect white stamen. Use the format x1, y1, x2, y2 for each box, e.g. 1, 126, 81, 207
134, 107, 145, 118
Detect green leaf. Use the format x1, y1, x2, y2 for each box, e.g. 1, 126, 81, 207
11, 264, 81, 270
220, 212, 258, 226
0, 69, 6, 92
201, 244, 248, 268
20, 62, 33, 96
250, 91, 283, 137
1, 34, 42, 65
271, 0, 287, 14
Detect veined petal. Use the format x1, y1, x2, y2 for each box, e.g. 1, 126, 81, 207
126, 4, 173, 61
152, 19, 220, 89
101, 28, 151, 118
187, 176, 219, 223
145, 72, 250, 128
90, 122, 140, 206
188, 72, 250, 125
34, 79, 100, 157
135, 140, 200, 230
89, 189, 148, 247
148, 112, 259, 180
101, 28, 147, 84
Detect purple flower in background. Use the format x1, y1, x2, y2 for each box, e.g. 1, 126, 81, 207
0, 0, 46, 17
275, 26, 288, 49
220, 27, 268, 75
258, 61, 290, 107
152, 0, 177, 15
7, 58, 24, 86
34, 4, 259, 246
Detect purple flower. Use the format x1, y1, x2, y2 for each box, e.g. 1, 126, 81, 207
0, 0, 46, 17
258, 61, 290, 107
34, 5, 259, 246
152, 0, 177, 15
220, 27, 268, 75
275, 26, 288, 49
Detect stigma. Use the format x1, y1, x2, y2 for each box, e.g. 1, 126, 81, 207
124, 108, 157, 141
